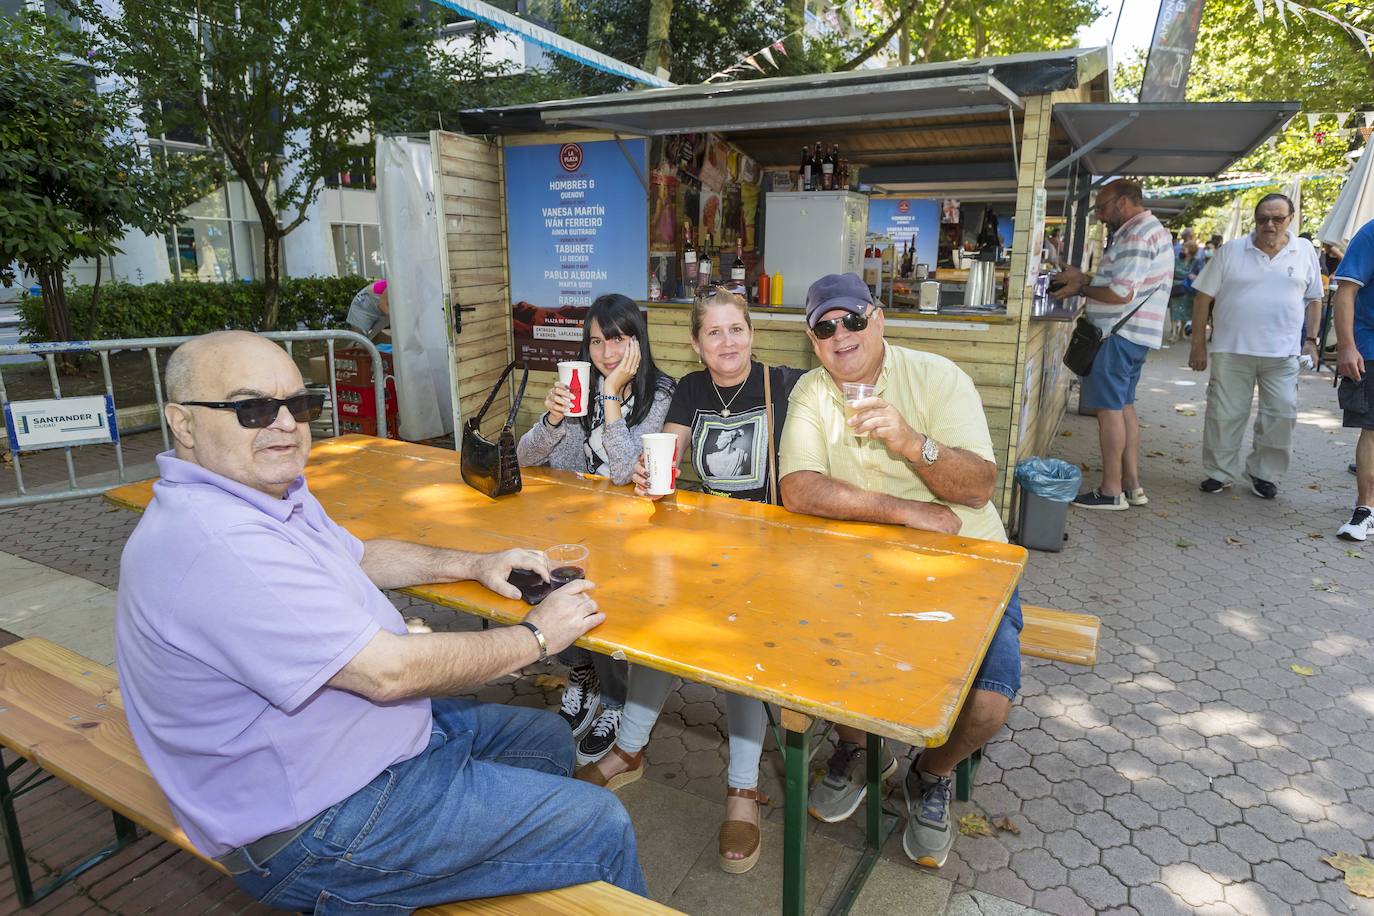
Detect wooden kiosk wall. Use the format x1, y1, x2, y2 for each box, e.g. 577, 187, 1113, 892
438, 84, 1096, 522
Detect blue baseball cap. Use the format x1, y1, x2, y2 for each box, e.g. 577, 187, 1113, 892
805, 273, 873, 329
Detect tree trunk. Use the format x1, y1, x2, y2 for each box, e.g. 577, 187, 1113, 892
84, 257, 103, 341
262, 226, 282, 330
899, 22, 910, 66
641, 0, 673, 76
37, 269, 80, 373
785, 0, 806, 59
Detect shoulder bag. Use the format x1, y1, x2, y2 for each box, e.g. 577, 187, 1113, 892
460, 361, 529, 498
762, 364, 780, 505
1063, 285, 1162, 377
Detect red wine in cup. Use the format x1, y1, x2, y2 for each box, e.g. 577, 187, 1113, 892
550, 565, 585, 588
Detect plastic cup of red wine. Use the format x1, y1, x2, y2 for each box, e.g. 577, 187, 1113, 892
545, 544, 589, 589
506, 568, 550, 605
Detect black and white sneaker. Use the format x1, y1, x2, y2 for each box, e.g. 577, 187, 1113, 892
1338, 506, 1374, 542
1072, 489, 1127, 511
1199, 478, 1232, 493
1248, 475, 1278, 499
576, 706, 621, 765
559, 665, 600, 739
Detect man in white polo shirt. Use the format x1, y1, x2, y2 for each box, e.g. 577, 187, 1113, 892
1188, 193, 1322, 499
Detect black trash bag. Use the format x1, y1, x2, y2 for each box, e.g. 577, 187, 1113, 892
1014, 457, 1081, 503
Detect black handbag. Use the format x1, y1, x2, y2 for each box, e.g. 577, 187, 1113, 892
1062, 285, 1161, 377
460, 361, 529, 498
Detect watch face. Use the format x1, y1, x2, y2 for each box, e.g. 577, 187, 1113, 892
923, 438, 939, 463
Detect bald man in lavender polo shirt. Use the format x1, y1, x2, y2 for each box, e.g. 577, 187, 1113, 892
115, 331, 644, 913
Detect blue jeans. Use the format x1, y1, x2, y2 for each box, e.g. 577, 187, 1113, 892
971, 587, 1024, 700
233, 699, 647, 913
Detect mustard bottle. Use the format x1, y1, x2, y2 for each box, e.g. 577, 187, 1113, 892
770, 271, 783, 306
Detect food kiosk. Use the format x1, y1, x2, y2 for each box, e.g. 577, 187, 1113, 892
430, 48, 1296, 521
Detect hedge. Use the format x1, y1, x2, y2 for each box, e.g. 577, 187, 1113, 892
18, 276, 371, 341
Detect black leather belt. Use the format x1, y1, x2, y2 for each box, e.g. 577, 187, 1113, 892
212, 820, 313, 876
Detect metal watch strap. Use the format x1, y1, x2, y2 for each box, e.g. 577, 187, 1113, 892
518, 620, 547, 661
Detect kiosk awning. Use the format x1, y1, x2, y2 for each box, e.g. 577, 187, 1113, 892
1050, 102, 1300, 178
526, 72, 1023, 136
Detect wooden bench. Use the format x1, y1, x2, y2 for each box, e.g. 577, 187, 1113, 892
0, 639, 678, 913
954, 604, 1100, 800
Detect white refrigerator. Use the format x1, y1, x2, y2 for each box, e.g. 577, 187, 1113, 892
763, 191, 868, 307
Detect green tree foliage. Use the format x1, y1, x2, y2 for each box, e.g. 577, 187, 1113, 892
1118, 0, 1371, 234
0, 14, 205, 349
68, 0, 540, 330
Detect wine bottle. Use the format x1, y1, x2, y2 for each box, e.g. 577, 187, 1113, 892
682, 220, 697, 297
699, 232, 714, 286
731, 238, 746, 282
821, 143, 835, 190
800, 146, 813, 192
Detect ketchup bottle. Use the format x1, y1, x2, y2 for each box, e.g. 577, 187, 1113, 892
757, 271, 771, 306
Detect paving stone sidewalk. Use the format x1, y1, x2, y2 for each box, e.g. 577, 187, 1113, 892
1, 342, 1371, 914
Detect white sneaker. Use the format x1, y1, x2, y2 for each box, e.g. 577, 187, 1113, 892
1338, 506, 1374, 542
1125, 487, 1148, 507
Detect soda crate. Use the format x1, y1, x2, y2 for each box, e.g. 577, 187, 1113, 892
336, 383, 397, 419
334, 346, 394, 387
340, 413, 400, 439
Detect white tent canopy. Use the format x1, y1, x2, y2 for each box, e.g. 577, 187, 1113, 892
1320, 145, 1374, 248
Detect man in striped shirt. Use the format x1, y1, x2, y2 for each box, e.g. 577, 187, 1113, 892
1052, 179, 1173, 510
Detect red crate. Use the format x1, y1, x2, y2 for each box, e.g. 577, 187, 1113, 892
336, 383, 397, 419
340, 413, 400, 439
333, 347, 394, 387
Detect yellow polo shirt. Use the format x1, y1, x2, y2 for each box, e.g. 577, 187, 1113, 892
779, 343, 1007, 544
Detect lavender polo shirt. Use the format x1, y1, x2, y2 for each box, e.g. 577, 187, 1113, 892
114, 452, 432, 856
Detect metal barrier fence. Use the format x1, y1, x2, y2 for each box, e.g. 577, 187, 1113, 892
0, 330, 386, 509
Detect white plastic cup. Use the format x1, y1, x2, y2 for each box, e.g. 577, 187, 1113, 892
641, 433, 678, 495
842, 382, 876, 431
557, 360, 593, 417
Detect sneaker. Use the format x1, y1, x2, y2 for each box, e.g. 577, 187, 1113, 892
1071, 489, 1127, 511
576, 706, 621, 765
1338, 506, 1374, 542
559, 665, 600, 739
1248, 475, 1278, 500
902, 761, 954, 868
1199, 478, 1232, 493
807, 741, 898, 823
1125, 487, 1148, 507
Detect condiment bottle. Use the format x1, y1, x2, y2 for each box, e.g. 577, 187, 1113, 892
770, 272, 783, 306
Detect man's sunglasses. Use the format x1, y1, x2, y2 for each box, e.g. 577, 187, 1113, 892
812, 307, 875, 340
178, 393, 325, 429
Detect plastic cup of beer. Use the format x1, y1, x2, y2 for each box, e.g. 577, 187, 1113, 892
842, 382, 876, 434
557, 360, 592, 417
641, 433, 678, 495
545, 544, 589, 589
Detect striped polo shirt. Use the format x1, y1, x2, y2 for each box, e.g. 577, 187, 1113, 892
1087, 209, 1174, 349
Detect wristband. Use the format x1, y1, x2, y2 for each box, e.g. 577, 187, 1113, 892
1305, 337, 1318, 343
518, 620, 547, 661
599, 394, 623, 404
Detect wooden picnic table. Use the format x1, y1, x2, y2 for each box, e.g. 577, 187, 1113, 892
106, 435, 1026, 915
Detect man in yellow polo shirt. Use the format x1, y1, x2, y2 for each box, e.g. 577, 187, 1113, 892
779, 272, 1023, 870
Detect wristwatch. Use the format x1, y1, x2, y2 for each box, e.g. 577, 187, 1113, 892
518, 620, 548, 661
921, 436, 940, 466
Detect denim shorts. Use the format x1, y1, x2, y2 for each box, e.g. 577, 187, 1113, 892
1081, 334, 1150, 410
971, 587, 1023, 700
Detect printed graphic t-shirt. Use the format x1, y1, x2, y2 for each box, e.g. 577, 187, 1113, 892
665, 362, 805, 504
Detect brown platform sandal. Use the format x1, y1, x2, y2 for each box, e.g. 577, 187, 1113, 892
719, 787, 771, 874
575, 745, 643, 792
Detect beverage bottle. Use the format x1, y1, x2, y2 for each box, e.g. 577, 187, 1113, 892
682, 220, 697, 297
800, 146, 813, 191
699, 232, 714, 287
649, 268, 661, 301
821, 143, 835, 190
731, 238, 746, 283
839, 158, 849, 189
817, 139, 828, 189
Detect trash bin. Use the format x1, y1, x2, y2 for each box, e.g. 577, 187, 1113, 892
1014, 457, 1081, 552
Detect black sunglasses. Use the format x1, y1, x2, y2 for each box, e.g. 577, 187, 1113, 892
179, 393, 325, 429
812, 306, 876, 340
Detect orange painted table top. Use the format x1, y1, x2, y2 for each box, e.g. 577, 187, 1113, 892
105, 435, 1026, 747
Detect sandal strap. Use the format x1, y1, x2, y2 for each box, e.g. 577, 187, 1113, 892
726, 786, 772, 806
718, 818, 760, 856
609, 745, 644, 769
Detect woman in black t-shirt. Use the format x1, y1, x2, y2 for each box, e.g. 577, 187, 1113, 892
574, 286, 803, 875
